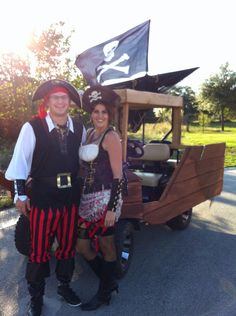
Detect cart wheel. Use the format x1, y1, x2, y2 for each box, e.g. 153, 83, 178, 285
166, 208, 192, 230
14, 214, 31, 256
115, 220, 134, 279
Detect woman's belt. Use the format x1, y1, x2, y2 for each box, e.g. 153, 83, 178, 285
83, 183, 111, 194
33, 173, 78, 189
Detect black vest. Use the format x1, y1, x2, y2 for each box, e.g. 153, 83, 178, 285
30, 117, 82, 177
29, 117, 83, 209
82, 127, 114, 192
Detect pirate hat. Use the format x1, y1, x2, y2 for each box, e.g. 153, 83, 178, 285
32, 79, 81, 108
82, 85, 120, 113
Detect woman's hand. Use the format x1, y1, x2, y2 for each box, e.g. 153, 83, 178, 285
16, 198, 30, 216
104, 210, 116, 227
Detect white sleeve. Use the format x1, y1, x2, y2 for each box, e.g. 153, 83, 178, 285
13, 194, 28, 203
5, 122, 36, 181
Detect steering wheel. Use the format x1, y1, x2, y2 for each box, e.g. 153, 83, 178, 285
127, 139, 144, 158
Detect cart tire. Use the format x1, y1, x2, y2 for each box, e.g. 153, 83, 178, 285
14, 214, 31, 256
115, 220, 134, 279
166, 208, 192, 230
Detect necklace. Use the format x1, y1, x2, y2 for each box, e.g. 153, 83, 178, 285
91, 132, 103, 142
90, 127, 109, 143
54, 119, 70, 154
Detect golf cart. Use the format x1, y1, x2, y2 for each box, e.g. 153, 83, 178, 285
113, 88, 225, 278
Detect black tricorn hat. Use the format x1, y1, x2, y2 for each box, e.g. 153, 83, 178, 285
82, 85, 120, 113
32, 79, 81, 108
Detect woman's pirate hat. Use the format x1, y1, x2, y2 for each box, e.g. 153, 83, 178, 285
82, 85, 120, 113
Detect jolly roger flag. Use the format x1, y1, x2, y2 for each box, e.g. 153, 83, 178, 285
75, 20, 150, 86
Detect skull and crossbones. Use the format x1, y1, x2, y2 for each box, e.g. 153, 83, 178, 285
88, 91, 102, 103
96, 40, 130, 83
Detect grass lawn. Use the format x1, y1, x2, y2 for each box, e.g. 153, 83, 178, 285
181, 127, 235, 167
129, 121, 236, 168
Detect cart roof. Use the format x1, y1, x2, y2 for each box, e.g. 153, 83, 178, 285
114, 88, 183, 110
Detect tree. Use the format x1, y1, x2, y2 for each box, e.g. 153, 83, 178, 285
28, 21, 86, 116
198, 111, 211, 133
0, 53, 36, 140
28, 21, 78, 81
0, 22, 85, 128
199, 63, 236, 131
168, 86, 198, 132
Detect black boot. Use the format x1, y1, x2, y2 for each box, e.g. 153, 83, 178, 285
86, 256, 102, 278
81, 260, 118, 311
27, 280, 45, 316
56, 258, 81, 306
86, 256, 118, 291
57, 282, 82, 307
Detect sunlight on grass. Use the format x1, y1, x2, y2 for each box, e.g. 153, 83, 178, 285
181, 124, 235, 167
128, 121, 236, 168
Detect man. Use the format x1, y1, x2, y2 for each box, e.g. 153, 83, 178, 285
5, 79, 86, 316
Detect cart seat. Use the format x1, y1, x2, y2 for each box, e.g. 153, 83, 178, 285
133, 171, 163, 187
139, 143, 170, 161
133, 143, 170, 187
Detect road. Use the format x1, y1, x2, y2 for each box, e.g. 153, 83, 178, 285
0, 168, 236, 316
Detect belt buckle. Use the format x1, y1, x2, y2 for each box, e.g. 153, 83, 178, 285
57, 173, 72, 189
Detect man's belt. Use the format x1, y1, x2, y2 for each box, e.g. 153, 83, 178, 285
33, 173, 78, 189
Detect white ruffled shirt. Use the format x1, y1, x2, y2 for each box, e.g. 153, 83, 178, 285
5, 114, 86, 202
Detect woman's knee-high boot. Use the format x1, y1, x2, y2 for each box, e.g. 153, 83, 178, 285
81, 260, 118, 311
86, 257, 118, 291
86, 256, 103, 279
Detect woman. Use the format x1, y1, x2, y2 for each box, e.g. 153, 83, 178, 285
77, 85, 123, 311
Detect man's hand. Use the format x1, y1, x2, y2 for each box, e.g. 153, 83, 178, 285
104, 210, 116, 227
15, 198, 30, 216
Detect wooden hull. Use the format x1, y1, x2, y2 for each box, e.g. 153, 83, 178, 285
121, 170, 143, 219
121, 143, 225, 224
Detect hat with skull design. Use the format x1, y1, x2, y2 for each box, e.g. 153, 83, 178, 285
82, 85, 120, 113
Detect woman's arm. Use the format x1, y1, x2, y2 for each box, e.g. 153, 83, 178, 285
103, 130, 122, 179
102, 131, 123, 226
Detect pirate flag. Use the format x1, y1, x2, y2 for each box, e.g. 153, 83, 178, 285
75, 20, 150, 86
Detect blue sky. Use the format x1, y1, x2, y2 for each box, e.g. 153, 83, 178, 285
0, 0, 235, 92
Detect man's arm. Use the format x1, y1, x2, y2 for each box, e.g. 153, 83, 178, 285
5, 122, 36, 215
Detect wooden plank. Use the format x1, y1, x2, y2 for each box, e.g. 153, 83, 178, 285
143, 182, 222, 224
161, 168, 224, 204
174, 157, 225, 183
123, 180, 142, 204
172, 108, 182, 147
200, 142, 226, 159
159, 146, 197, 201
121, 170, 143, 218
121, 102, 129, 161
115, 89, 183, 109
160, 143, 225, 201
120, 203, 144, 220
182, 143, 225, 165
